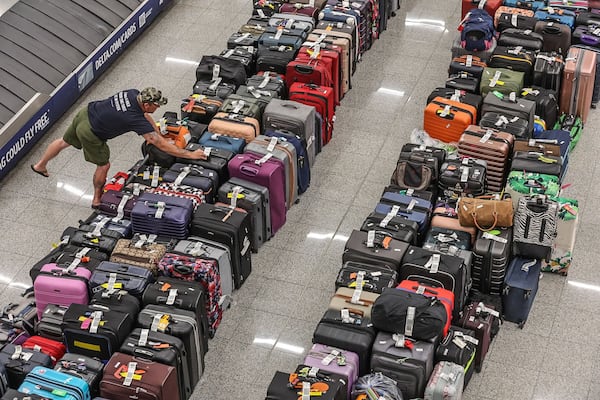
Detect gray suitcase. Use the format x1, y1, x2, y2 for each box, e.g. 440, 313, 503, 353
173, 236, 234, 300
218, 179, 271, 251
480, 92, 536, 135
370, 331, 436, 399
424, 361, 465, 400
244, 135, 299, 208
262, 99, 317, 170
451, 35, 497, 63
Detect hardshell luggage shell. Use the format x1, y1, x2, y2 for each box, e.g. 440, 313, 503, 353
55, 353, 104, 397
89, 261, 154, 298
471, 227, 513, 295
33, 263, 91, 320
303, 344, 359, 400
560, 47, 597, 124
22, 336, 65, 366
18, 366, 90, 400
424, 97, 477, 144
533, 52, 564, 92
424, 361, 465, 400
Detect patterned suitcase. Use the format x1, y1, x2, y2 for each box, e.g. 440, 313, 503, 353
457, 125, 514, 192
504, 171, 561, 209
424, 97, 477, 143
513, 195, 559, 260
303, 344, 359, 400
542, 197, 578, 275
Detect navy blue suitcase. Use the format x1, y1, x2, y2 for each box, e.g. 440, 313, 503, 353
533, 129, 571, 180
264, 129, 311, 194
375, 192, 432, 233
502, 257, 541, 328
131, 192, 194, 239
198, 132, 246, 154
89, 261, 155, 298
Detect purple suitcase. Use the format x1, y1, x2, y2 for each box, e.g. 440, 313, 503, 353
98, 190, 138, 220
227, 152, 287, 235
33, 263, 91, 320
303, 344, 359, 399
130, 192, 194, 239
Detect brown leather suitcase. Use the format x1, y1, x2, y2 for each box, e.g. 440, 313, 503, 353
100, 352, 180, 400
424, 97, 478, 143
560, 47, 597, 124
457, 125, 514, 192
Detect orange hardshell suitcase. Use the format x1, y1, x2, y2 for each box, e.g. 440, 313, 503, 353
424, 97, 478, 144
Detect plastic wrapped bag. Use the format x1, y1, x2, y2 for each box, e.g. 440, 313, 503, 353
351, 372, 403, 400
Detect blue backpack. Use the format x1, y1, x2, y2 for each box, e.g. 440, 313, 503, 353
461, 9, 496, 52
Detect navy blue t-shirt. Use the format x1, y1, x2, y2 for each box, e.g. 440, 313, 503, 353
87, 89, 156, 140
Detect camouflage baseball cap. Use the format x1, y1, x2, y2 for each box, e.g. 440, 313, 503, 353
140, 87, 168, 105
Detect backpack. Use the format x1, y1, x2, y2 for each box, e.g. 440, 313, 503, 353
461, 9, 496, 52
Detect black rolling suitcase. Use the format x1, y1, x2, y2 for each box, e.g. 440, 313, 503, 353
426, 87, 483, 113
137, 304, 205, 389
89, 261, 155, 298
177, 144, 234, 185
532, 52, 564, 92
61, 304, 133, 362
520, 86, 559, 128
218, 178, 271, 252
120, 328, 192, 400
191, 203, 252, 289
342, 230, 410, 271
435, 326, 478, 387
479, 111, 530, 138
312, 309, 376, 376
335, 261, 398, 294
266, 369, 345, 400
0, 343, 52, 389
36, 304, 68, 342
141, 276, 210, 350
55, 353, 104, 397
471, 227, 513, 295
360, 212, 419, 245
90, 289, 141, 316
488, 46, 535, 85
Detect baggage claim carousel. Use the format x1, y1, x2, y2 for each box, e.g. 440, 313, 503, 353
0, 0, 173, 181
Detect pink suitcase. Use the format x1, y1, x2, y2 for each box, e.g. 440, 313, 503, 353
33, 263, 91, 319
303, 344, 360, 399
227, 152, 287, 235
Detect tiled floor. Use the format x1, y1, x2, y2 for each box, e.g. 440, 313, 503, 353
1, 0, 599, 399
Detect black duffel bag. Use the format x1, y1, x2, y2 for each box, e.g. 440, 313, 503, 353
371, 288, 447, 340
195, 55, 247, 88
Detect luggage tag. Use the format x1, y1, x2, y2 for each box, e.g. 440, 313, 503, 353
340, 309, 354, 324
489, 71, 503, 87
392, 333, 405, 348
321, 349, 340, 366
150, 166, 161, 188
465, 55, 473, 67
477, 302, 500, 318
350, 273, 365, 305
404, 306, 416, 337
520, 259, 538, 272
379, 209, 396, 228
460, 166, 470, 183
451, 90, 462, 102
123, 362, 138, 386
154, 202, 166, 219
425, 254, 441, 273
285, 18, 295, 29
89, 311, 103, 334
480, 129, 494, 143
254, 153, 273, 165
138, 329, 149, 347
235, 32, 251, 43
438, 105, 451, 118
267, 137, 279, 152
222, 49, 235, 58
511, 13, 518, 27
151, 314, 171, 332
166, 289, 178, 305
366, 230, 376, 248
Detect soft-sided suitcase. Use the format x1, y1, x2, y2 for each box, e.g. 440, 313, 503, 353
303, 344, 359, 400
19, 366, 90, 400
471, 227, 512, 295
98, 190, 138, 220
457, 301, 498, 372
572, 24, 600, 48
265, 369, 345, 400
207, 112, 261, 143
55, 353, 104, 397
62, 226, 118, 255
438, 158, 487, 199
245, 135, 299, 208
496, 11, 537, 32
480, 66, 525, 96
534, 21, 572, 57
0, 343, 53, 389
542, 197, 578, 275
457, 125, 514, 191
532, 52, 564, 92
89, 261, 154, 298
502, 257, 541, 327
513, 195, 559, 260
488, 45, 535, 85
435, 326, 477, 388
288, 81, 336, 146
560, 46, 597, 124
511, 151, 563, 177
264, 129, 311, 195
99, 352, 180, 400
504, 171, 561, 209
448, 55, 487, 81
481, 91, 536, 135
328, 287, 379, 319
451, 35, 497, 64
37, 304, 68, 343
33, 263, 91, 320
461, 0, 503, 19
424, 97, 477, 143
431, 206, 478, 245
342, 230, 410, 271
62, 304, 133, 362
502, 0, 545, 11
149, 264, 216, 343
312, 309, 376, 375
360, 211, 419, 245
375, 191, 432, 233
370, 331, 435, 399
190, 203, 253, 289
30, 244, 108, 282
424, 361, 465, 400
426, 88, 483, 114
195, 55, 247, 89
263, 99, 317, 168
445, 73, 480, 94
335, 261, 398, 294
306, 33, 352, 94
534, 8, 576, 29
22, 336, 65, 366
521, 86, 560, 128
497, 28, 543, 51
423, 227, 472, 251
120, 328, 191, 400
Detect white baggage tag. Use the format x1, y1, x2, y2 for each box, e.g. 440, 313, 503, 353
223, 49, 234, 58
547, 6, 555, 13
308, 367, 319, 378
259, 74, 271, 88
151, 166, 160, 187
391, 205, 401, 216
406, 188, 415, 196
451, 90, 461, 102
520, 259, 537, 273
380, 211, 394, 228
66, 258, 81, 273
465, 55, 473, 67
257, 9, 266, 18
232, 100, 245, 114
511, 14, 518, 27
190, 241, 205, 257
489, 71, 502, 87
204, 147, 212, 157
371, 271, 382, 277
322, 349, 339, 366
407, 199, 417, 211
366, 230, 376, 248
123, 362, 137, 387
130, 183, 142, 197
235, 33, 251, 43
274, 28, 283, 40
524, 29, 532, 35
426, 254, 440, 273
134, 234, 148, 248
392, 333, 405, 347
404, 306, 416, 337
301, 382, 311, 400
230, 186, 242, 209
416, 285, 426, 295
311, 44, 321, 59
107, 273, 118, 293
89, 311, 103, 334
478, 0, 487, 8
463, 334, 479, 345
495, 115, 509, 127
480, 129, 493, 143
453, 336, 467, 349
241, 236, 251, 256
460, 167, 469, 182
75, 247, 91, 259
478, 302, 500, 318
154, 202, 166, 219
150, 315, 162, 331
255, 153, 273, 165
309, 0, 315, 6
514, 46, 523, 53
211, 133, 221, 141
208, 77, 222, 91
166, 288, 178, 305
11, 345, 22, 360
350, 279, 364, 305
143, 169, 150, 180
340, 309, 352, 323
33, 345, 42, 352
510, 116, 520, 122
247, 87, 263, 99
285, 18, 295, 29
278, 45, 288, 52
343, 0, 350, 7
138, 329, 149, 347
212, 64, 221, 81
509, 92, 517, 102
440, 105, 451, 117
267, 137, 278, 152
482, 232, 508, 244
173, 167, 190, 188
594, 27, 600, 36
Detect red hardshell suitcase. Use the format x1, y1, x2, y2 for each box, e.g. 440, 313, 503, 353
22, 336, 66, 366
33, 263, 91, 320
560, 47, 597, 124
297, 45, 342, 104
461, 0, 503, 19
288, 82, 336, 145
100, 352, 180, 400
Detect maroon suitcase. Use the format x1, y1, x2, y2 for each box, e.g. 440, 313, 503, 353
100, 352, 180, 400
457, 301, 498, 372
288, 82, 336, 146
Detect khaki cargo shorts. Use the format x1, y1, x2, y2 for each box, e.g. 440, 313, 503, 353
63, 108, 110, 166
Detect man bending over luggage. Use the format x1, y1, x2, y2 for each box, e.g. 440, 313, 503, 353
31, 87, 206, 208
